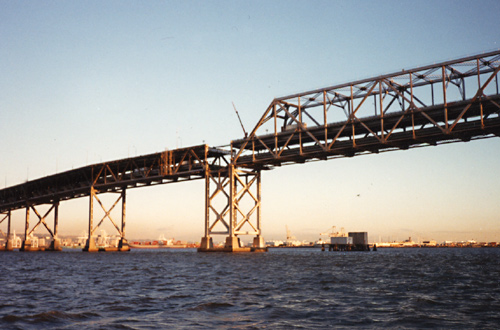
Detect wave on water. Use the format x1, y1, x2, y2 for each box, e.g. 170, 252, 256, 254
3, 310, 100, 324
1, 248, 499, 329
189, 302, 235, 312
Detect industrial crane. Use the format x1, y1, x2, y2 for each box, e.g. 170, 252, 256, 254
286, 225, 295, 241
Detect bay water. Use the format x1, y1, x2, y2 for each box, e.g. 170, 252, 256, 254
1, 247, 499, 329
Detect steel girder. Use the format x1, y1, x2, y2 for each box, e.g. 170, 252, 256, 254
231, 50, 500, 168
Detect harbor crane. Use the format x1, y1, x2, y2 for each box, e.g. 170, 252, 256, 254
286, 225, 295, 241
232, 102, 248, 138
285, 225, 297, 246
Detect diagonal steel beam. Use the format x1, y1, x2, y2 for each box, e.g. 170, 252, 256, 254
449, 65, 500, 131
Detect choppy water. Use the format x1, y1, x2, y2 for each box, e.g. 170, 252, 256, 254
1, 247, 499, 329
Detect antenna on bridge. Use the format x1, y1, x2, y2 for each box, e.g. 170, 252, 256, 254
232, 102, 248, 138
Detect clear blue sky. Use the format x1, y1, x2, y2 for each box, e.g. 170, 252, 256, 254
1, 0, 500, 243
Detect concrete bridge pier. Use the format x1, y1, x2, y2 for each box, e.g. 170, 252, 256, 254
199, 236, 214, 250
47, 238, 62, 251
5, 238, 14, 251
224, 236, 241, 250
20, 240, 35, 251
83, 237, 98, 252
118, 238, 130, 251
253, 235, 265, 249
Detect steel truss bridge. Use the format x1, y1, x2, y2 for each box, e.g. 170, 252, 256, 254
1, 51, 500, 252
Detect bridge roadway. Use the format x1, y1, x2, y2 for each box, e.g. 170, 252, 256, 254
1, 50, 500, 252
0, 145, 230, 213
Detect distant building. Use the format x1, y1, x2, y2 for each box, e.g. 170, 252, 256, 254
266, 240, 283, 247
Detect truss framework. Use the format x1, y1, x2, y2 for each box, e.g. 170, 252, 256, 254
0, 211, 12, 250
83, 188, 129, 252
19, 201, 61, 251
200, 165, 264, 250
232, 50, 500, 167
0, 211, 10, 235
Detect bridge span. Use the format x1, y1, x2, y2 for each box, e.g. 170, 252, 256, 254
1, 50, 500, 252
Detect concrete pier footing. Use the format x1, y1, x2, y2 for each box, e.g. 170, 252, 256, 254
253, 236, 265, 249
197, 236, 268, 252
81, 237, 130, 252
118, 238, 130, 252
47, 239, 63, 252
20, 240, 37, 252
199, 237, 214, 250
3, 240, 14, 251
225, 236, 241, 249
83, 238, 98, 252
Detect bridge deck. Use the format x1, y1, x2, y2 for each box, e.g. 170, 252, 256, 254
0, 145, 230, 212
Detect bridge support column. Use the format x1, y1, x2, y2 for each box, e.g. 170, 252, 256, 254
20, 206, 34, 251
118, 189, 130, 252
84, 187, 129, 252
84, 187, 98, 252
198, 166, 228, 251
199, 236, 214, 249
1, 211, 13, 251
199, 165, 266, 252
253, 236, 265, 249
20, 202, 62, 252
47, 201, 62, 251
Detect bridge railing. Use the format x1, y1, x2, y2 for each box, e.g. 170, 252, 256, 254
231, 50, 500, 167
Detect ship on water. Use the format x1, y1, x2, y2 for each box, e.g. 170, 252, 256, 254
129, 234, 187, 249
